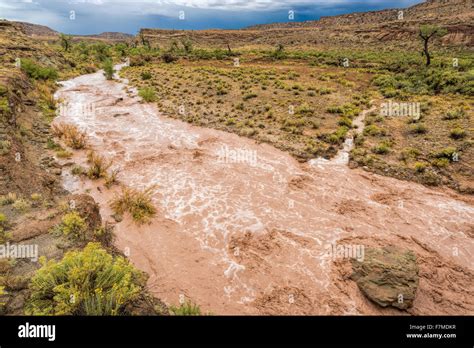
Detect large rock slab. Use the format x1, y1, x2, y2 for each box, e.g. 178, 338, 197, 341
351, 246, 419, 310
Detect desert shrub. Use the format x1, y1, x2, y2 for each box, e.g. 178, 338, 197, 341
226, 118, 236, 126
0, 140, 11, 156
450, 127, 466, 139
169, 301, 202, 316
162, 52, 178, 63
363, 124, 385, 136
336, 78, 355, 88
0, 213, 7, 226
20, 59, 58, 80
372, 68, 474, 97
26, 242, 143, 315
420, 170, 442, 186
243, 93, 257, 101
37, 82, 56, 112
400, 147, 420, 161
12, 199, 31, 213
414, 162, 428, 173
0, 286, 6, 307
103, 59, 114, 80
105, 168, 120, 188
443, 108, 465, 120
296, 103, 314, 115
338, 116, 352, 128
58, 212, 87, 240
87, 151, 112, 179
56, 150, 72, 159
327, 103, 360, 118
138, 87, 156, 102
130, 55, 145, 67
110, 186, 156, 224
30, 194, 42, 207
0, 213, 7, 240
0, 193, 17, 206
372, 141, 391, 155
0, 97, 10, 115
181, 39, 193, 53
431, 147, 457, 160
318, 87, 333, 95
52, 123, 87, 149
328, 126, 349, 144
0, 85, 7, 96
409, 123, 427, 135
431, 158, 450, 168
239, 127, 257, 137
71, 165, 85, 176
141, 71, 152, 80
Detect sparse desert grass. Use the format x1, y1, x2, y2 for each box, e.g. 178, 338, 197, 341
352, 95, 473, 193
138, 87, 156, 102
105, 168, 120, 188
121, 55, 372, 160
56, 149, 73, 159
12, 198, 31, 213
86, 151, 112, 179
71, 165, 85, 176
0, 140, 11, 156
52, 123, 87, 149
169, 301, 202, 316
118, 45, 471, 190
0, 193, 17, 206
110, 186, 157, 224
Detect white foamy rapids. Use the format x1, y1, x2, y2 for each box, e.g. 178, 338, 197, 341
53, 64, 474, 314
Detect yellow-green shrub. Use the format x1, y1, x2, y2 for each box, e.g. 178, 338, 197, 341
59, 212, 87, 240
26, 242, 143, 315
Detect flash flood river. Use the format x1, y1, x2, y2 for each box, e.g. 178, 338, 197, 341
54, 64, 474, 315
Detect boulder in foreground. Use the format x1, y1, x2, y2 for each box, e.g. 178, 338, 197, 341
351, 246, 419, 310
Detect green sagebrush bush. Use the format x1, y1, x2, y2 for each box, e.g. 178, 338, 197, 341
26, 242, 144, 315
20, 59, 58, 81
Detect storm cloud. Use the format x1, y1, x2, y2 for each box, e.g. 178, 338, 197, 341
0, 0, 424, 34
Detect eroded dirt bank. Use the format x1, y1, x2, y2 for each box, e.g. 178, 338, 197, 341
54, 66, 474, 315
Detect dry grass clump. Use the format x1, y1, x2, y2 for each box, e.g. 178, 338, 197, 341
110, 186, 157, 224
52, 123, 87, 149
105, 168, 120, 188
86, 151, 112, 179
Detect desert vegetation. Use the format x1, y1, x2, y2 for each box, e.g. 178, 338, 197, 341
0, 0, 473, 319
52, 122, 87, 149
118, 40, 472, 191
26, 242, 145, 315
110, 186, 157, 224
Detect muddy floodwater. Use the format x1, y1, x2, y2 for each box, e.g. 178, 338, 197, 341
54, 65, 474, 315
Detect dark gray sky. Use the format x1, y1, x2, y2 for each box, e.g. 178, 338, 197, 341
0, 0, 424, 34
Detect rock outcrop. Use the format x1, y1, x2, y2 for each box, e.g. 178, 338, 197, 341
351, 246, 419, 310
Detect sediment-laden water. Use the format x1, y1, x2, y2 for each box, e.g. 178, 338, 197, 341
54, 65, 474, 315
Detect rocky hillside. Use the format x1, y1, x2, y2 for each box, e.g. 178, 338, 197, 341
248, 0, 473, 29
140, 0, 473, 48
248, 0, 474, 47
11, 21, 58, 37
6, 20, 132, 42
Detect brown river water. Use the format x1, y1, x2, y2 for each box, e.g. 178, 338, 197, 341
54, 64, 474, 315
